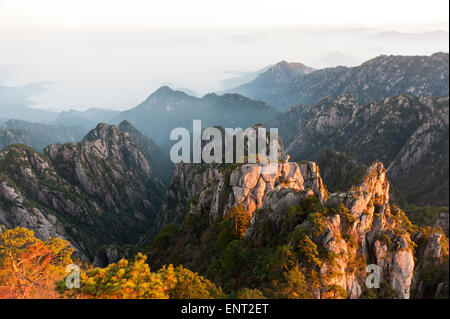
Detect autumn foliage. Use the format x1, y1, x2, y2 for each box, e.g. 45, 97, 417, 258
0, 226, 225, 299
58, 253, 225, 299
0, 227, 74, 299
225, 205, 251, 239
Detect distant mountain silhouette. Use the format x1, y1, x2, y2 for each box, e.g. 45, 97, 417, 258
113, 86, 280, 150
227, 52, 449, 111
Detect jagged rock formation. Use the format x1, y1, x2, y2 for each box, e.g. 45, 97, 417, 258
230, 52, 449, 111
45, 123, 163, 215
385, 98, 449, 205
157, 163, 222, 228
158, 124, 285, 227
270, 94, 449, 206
0, 122, 165, 261
158, 156, 419, 298
118, 120, 173, 185
411, 228, 449, 298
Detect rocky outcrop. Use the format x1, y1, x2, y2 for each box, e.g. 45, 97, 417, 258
160, 158, 416, 298
157, 163, 223, 228
251, 162, 414, 299
0, 122, 165, 262
0, 178, 68, 242
45, 123, 163, 216
158, 123, 286, 227
411, 228, 449, 298
385, 96, 449, 205
161, 160, 328, 227
272, 94, 449, 206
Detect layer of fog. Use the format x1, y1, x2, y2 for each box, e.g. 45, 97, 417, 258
0, 25, 448, 112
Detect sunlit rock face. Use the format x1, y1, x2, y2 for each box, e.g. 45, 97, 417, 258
160, 158, 417, 299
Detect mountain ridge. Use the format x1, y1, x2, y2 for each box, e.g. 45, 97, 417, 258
113, 86, 280, 149
228, 52, 449, 110
0, 122, 167, 262
269, 93, 449, 206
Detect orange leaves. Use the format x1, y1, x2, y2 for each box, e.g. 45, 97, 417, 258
0, 227, 74, 299
225, 205, 251, 239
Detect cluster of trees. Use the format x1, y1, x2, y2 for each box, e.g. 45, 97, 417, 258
1, 195, 448, 299
58, 253, 225, 299
0, 227, 73, 298
147, 195, 450, 299
0, 227, 256, 299
146, 196, 346, 298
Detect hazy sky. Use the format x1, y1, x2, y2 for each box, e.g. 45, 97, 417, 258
1, 0, 449, 29
0, 0, 449, 111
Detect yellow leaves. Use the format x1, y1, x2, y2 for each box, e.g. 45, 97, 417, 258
61, 253, 225, 299
0, 227, 74, 299
1, 227, 225, 299
65, 253, 168, 299
0, 227, 37, 260
118, 258, 128, 266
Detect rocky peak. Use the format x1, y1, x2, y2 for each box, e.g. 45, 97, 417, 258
151, 85, 175, 96
277, 94, 449, 206
229, 52, 449, 110
160, 157, 329, 228
45, 123, 157, 203
271, 60, 314, 74
159, 160, 417, 298
430, 51, 449, 61
1, 123, 165, 262
254, 60, 314, 84
117, 119, 134, 132
252, 162, 414, 298
83, 122, 122, 142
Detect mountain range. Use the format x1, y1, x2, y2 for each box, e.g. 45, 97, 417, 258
0, 122, 166, 261
150, 141, 446, 299
269, 94, 449, 206
112, 86, 280, 149
54, 108, 120, 130
0, 83, 58, 122
228, 52, 449, 111
0, 52, 448, 299
0, 119, 86, 151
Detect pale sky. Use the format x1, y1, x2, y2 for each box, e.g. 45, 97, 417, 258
0, 0, 448, 111
1, 0, 449, 29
